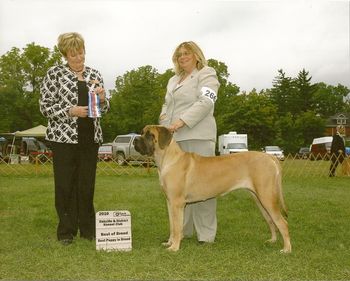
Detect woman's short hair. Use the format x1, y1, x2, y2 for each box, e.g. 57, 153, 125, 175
172, 41, 207, 75
57, 32, 85, 58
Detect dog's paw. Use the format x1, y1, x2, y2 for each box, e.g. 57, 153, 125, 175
280, 248, 292, 254
162, 240, 172, 247
166, 244, 179, 252
265, 238, 277, 244
167, 241, 180, 252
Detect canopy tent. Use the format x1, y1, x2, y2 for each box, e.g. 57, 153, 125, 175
0, 125, 47, 138
14, 125, 47, 137
0, 125, 47, 157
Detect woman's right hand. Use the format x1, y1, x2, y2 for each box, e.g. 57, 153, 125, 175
69, 106, 88, 117
168, 119, 185, 132
159, 114, 166, 121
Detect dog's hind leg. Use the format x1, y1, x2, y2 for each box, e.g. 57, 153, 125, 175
251, 193, 278, 244
269, 211, 291, 253
256, 191, 291, 253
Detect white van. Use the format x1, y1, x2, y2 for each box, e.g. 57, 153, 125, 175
218, 132, 248, 155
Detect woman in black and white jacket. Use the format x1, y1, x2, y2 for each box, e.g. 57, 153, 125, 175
40, 32, 109, 245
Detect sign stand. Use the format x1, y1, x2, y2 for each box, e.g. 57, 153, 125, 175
96, 210, 132, 251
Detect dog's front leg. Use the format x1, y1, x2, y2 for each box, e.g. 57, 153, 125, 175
167, 200, 185, 252
162, 199, 173, 247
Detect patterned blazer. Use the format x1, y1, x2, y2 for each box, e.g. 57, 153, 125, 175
39, 64, 110, 144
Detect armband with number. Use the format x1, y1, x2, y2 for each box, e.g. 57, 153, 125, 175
200, 87, 217, 103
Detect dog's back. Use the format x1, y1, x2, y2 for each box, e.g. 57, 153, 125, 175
181, 151, 282, 203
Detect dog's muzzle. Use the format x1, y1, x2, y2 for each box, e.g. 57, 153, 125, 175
134, 136, 154, 156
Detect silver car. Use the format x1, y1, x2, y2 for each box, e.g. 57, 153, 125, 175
262, 146, 285, 161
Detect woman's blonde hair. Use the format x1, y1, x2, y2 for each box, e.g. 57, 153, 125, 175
57, 32, 85, 58
172, 41, 207, 75
337, 125, 345, 133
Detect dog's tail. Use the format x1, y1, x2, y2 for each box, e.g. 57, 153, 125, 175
278, 178, 288, 218
274, 158, 288, 218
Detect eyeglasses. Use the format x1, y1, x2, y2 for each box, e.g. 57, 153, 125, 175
177, 51, 192, 58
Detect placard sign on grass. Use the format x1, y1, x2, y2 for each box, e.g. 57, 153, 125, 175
96, 210, 132, 251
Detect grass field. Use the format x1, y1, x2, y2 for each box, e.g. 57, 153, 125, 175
0, 174, 349, 280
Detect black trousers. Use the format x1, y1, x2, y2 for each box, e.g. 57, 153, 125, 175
51, 142, 99, 241
329, 152, 345, 177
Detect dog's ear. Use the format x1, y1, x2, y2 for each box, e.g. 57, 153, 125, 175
157, 126, 172, 149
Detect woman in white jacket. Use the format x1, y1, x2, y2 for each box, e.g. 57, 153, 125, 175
159, 41, 220, 243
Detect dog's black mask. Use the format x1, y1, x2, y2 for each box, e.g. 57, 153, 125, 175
134, 131, 155, 156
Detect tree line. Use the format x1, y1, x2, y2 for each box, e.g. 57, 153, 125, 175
1, 43, 349, 153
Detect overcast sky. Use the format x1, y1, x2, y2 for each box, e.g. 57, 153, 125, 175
0, 0, 349, 92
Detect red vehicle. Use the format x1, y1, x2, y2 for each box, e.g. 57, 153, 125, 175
309, 136, 332, 160
98, 144, 114, 161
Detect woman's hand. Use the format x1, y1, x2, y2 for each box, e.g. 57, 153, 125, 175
95, 86, 105, 103
159, 114, 166, 121
69, 106, 88, 117
169, 119, 185, 132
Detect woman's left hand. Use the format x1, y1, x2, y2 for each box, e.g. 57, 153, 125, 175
95, 87, 105, 103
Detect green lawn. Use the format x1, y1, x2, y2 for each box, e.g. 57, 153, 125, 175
0, 174, 349, 280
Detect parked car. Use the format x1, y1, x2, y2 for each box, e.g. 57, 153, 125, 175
262, 146, 285, 161
21, 137, 40, 154
297, 147, 310, 159
111, 133, 152, 165
27, 139, 53, 163
0, 137, 7, 159
98, 144, 114, 161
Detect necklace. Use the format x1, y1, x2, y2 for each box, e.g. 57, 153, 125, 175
69, 65, 84, 74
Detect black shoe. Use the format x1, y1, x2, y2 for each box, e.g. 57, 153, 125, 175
59, 239, 73, 246
81, 236, 95, 241
198, 240, 214, 245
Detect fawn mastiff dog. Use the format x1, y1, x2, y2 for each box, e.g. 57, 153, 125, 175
342, 157, 350, 176
133, 125, 291, 253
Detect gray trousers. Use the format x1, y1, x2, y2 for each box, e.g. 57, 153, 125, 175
177, 140, 217, 242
